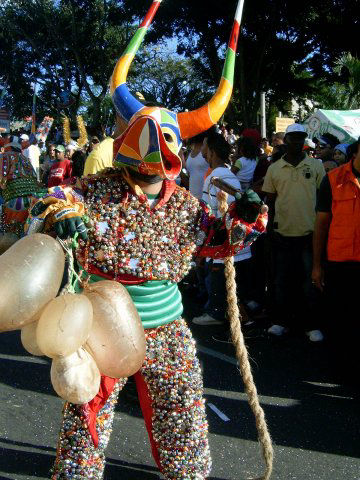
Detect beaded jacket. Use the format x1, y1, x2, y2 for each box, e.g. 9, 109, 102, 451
26, 169, 267, 285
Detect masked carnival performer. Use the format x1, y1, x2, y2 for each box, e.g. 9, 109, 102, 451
26, 1, 266, 478
0, 136, 46, 237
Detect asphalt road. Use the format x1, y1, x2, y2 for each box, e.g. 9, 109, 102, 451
0, 286, 359, 480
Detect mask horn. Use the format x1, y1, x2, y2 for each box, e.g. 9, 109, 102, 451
177, 0, 244, 139
110, 0, 162, 123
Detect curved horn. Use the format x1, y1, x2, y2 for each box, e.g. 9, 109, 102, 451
110, 0, 162, 123
178, 0, 245, 139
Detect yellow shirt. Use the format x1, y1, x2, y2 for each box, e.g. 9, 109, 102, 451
83, 137, 114, 176
262, 155, 325, 237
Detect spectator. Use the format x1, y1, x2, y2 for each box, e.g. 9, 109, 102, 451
193, 133, 253, 326
323, 160, 338, 173
65, 140, 79, 160
86, 135, 101, 155
71, 149, 86, 178
41, 143, 56, 184
314, 133, 340, 163
333, 143, 350, 166
48, 145, 72, 187
261, 138, 273, 156
185, 132, 209, 200
262, 123, 326, 341
232, 137, 259, 190
271, 143, 287, 163
312, 137, 360, 380
271, 131, 285, 147
220, 124, 228, 140
227, 128, 237, 145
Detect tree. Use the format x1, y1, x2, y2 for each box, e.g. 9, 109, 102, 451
123, 0, 360, 130
0, 0, 129, 128
129, 45, 212, 111
313, 54, 360, 110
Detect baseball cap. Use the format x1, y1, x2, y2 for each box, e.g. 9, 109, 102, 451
285, 123, 307, 136
20, 133, 29, 141
55, 145, 65, 153
334, 143, 349, 156
313, 133, 339, 148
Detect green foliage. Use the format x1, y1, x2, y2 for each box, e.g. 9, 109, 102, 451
129, 45, 212, 111
314, 54, 360, 110
1, 0, 359, 134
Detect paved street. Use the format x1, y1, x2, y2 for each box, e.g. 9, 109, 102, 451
0, 288, 359, 480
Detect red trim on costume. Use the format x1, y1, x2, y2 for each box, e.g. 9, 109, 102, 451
140, 1, 162, 28
85, 375, 117, 448
134, 372, 162, 470
228, 20, 240, 51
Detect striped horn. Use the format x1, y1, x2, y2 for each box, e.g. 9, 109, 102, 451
177, 0, 244, 139
110, 0, 162, 123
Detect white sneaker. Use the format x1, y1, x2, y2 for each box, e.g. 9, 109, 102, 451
306, 330, 324, 342
192, 313, 223, 326
268, 324, 287, 336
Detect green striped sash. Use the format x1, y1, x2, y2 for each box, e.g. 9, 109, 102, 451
75, 266, 183, 329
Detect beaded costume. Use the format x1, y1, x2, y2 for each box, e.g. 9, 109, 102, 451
25, 1, 266, 478
0, 148, 46, 236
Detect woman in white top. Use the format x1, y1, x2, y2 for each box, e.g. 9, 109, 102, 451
232, 137, 259, 190
185, 133, 209, 200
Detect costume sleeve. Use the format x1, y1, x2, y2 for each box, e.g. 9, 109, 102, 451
194, 199, 267, 260
24, 179, 86, 235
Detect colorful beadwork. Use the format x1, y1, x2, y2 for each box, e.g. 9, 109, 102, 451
76, 174, 202, 282
52, 319, 211, 480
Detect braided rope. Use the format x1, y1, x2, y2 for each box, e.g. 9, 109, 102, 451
218, 190, 273, 480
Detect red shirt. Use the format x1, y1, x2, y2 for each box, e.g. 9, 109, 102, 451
48, 158, 72, 187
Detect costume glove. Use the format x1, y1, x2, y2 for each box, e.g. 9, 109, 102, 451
54, 216, 88, 241
235, 189, 264, 224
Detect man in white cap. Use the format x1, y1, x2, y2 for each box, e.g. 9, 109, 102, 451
262, 123, 326, 341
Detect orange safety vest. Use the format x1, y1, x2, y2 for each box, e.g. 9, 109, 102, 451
327, 161, 360, 262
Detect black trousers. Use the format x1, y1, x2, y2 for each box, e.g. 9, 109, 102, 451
324, 261, 360, 382
271, 233, 320, 331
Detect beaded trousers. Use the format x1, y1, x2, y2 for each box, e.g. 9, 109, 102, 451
51, 318, 211, 479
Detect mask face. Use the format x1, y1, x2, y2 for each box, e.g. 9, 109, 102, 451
113, 107, 182, 181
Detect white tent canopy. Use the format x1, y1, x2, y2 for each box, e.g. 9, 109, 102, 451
303, 109, 360, 144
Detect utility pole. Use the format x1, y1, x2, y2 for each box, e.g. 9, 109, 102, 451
260, 91, 266, 138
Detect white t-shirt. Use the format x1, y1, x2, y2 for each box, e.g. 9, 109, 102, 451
186, 151, 209, 200
202, 166, 251, 263
23, 145, 41, 180
234, 156, 257, 190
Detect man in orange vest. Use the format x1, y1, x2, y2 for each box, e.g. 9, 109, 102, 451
312, 137, 360, 383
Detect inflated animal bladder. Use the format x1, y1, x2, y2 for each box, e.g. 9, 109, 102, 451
21, 321, 44, 356
0, 232, 18, 255
83, 280, 146, 378
0, 234, 65, 332
37, 294, 93, 358
51, 347, 100, 404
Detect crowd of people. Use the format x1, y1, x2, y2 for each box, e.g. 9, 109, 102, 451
179, 121, 360, 383
1, 122, 358, 356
